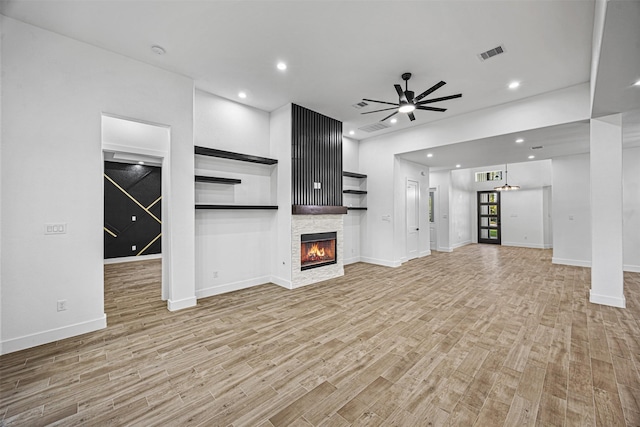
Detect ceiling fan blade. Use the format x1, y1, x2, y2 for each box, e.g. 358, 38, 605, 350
362, 99, 399, 107
394, 84, 408, 103
414, 81, 446, 102
416, 106, 447, 112
380, 111, 399, 122
417, 93, 463, 105
408, 112, 416, 121
361, 107, 398, 114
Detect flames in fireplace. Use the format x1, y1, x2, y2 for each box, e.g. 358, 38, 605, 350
301, 232, 337, 270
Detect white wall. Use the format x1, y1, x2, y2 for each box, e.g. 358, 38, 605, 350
623, 146, 640, 271
359, 85, 590, 266
271, 104, 292, 287
552, 153, 591, 266
1, 17, 195, 353
194, 90, 278, 298
450, 169, 473, 249
429, 170, 451, 252
342, 136, 363, 265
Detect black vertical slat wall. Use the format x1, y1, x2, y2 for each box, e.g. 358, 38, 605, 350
291, 104, 343, 207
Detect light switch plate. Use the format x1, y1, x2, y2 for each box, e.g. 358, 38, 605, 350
45, 223, 67, 235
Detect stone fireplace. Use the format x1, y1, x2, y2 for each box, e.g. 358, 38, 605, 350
291, 215, 344, 288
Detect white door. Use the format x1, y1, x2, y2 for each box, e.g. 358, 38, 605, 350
406, 179, 419, 260
429, 188, 437, 250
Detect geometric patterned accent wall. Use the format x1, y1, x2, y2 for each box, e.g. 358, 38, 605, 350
104, 162, 161, 259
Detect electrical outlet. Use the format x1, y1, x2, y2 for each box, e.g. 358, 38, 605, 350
132, 245, 137, 251
57, 300, 67, 312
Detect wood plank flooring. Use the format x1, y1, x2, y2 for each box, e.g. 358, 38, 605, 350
1, 244, 640, 426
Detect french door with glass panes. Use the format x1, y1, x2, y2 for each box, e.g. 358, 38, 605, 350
477, 190, 501, 244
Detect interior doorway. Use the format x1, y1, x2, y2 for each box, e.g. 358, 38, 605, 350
101, 114, 170, 303
406, 179, 420, 260
477, 190, 501, 244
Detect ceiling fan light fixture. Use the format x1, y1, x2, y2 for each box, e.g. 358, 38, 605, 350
399, 102, 415, 113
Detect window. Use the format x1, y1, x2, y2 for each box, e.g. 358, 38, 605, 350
428, 191, 435, 223
475, 170, 502, 182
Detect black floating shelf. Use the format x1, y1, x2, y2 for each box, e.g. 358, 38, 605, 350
195, 175, 241, 185
343, 171, 367, 179
195, 146, 277, 165
347, 207, 368, 210
196, 204, 278, 210
343, 190, 368, 195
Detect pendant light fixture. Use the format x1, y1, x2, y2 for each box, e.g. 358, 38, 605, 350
494, 164, 520, 191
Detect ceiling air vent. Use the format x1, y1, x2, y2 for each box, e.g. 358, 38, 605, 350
478, 45, 506, 61
352, 101, 369, 109
531, 145, 544, 150
359, 122, 390, 133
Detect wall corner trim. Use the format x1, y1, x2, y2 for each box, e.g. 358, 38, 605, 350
270, 276, 293, 290
167, 297, 197, 312
1, 315, 107, 355
589, 291, 626, 308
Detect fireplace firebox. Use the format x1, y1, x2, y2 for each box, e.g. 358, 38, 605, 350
300, 232, 337, 271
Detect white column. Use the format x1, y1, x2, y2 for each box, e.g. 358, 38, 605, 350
590, 113, 625, 308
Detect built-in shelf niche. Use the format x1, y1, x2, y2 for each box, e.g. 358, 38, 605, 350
343, 171, 367, 212
194, 146, 278, 210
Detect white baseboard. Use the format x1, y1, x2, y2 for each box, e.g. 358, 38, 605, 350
1, 315, 107, 355
552, 257, 591, 267
452, 241, 471, 250
104, 253, 161, 264
270, 275, 292, 290
590, 291, 626, 308
343, 256, 362, 265
624, 264, 640, 273
196, 276, 273, 298
167, 296, 197, 311
437, 246, 453, 253
359, 256, 401, 268
543, 244, 553, 249
419, 250, 432, 257
502, 242, 546, 249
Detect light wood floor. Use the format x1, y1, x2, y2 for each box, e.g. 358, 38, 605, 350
2, 245, 640, 426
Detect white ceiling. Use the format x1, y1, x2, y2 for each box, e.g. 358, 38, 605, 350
2, 0, 638, 170
1, 0, 595, 139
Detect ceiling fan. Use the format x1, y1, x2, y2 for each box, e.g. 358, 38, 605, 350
362, 72, 462, 122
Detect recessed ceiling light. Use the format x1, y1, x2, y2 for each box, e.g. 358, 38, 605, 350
456, 164, 461, 168
151, 45, 166, 55
508, 81, 520, 89
528, 155, 535, 159
349, 130, 355, 135
515, 138, 524, 143
634, 79, 640, 87
277, 62, 287, 71
138, 161, 144, 165
427, 153, 433, 158
238, 91, 247, 99
390, 118, 397, 124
